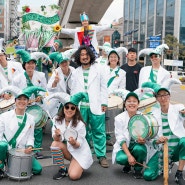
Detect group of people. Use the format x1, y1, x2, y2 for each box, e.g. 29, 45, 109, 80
0, 11, 184, 185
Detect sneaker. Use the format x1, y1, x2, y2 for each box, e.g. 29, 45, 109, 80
35, 152, 44, 159
99, 157, 109, 168
133, 170, 143, 179
53, 168, 68, 180
122, 165, 131, 173
0, 169, 4, 180
106, 140, 114, 146
175, 171, 185, 185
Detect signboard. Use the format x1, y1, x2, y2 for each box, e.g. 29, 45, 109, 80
149, 36, 161, 48
164, 59, 183, 66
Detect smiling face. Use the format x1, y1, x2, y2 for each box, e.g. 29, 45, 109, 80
80, 49, 91, 66
81, 20, 89, 28
156, 90, 170, 107
125, 96, 139, 113
15, 95, 29, 111
108, 52, 119, 68
64, 103, 76, 120
150, 54, 161, 67
25, 60, 36, 73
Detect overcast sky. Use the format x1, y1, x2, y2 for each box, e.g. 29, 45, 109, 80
18, 0, 123, 24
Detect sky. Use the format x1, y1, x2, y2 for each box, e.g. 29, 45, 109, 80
18, 0, 123, 24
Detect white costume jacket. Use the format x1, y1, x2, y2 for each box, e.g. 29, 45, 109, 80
105, 66, 126, 94
47, 66, 75, 117
0, 110, 35, 149
138, 66, 170, 87
152, 104, 185, 138
0, 60, 24, 88
71, 63, 108, 115
112, 111, 157, 164
61, 25, 111, 54
52, 118, 93, 169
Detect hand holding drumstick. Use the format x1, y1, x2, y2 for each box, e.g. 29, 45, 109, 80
52, 71, 60, 88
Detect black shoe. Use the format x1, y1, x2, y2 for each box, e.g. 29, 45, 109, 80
175, 171, 185, 185
133, 170, 143, 179
122, 165, 131, 173
35, 152, 44, 159
53, 168, 68, 180
0, 169, 4, 180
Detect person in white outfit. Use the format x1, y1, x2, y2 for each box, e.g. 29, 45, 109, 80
50, 92, 93, 180
61, 12, 115, 58
13, 50, 47, 159
138, 46, 170, 88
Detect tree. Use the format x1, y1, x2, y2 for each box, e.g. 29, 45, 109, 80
164, 34, 185, 59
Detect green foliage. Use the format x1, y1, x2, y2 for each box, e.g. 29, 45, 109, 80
164, 34, 185, 59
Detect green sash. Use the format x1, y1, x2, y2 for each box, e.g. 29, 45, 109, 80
24, 71, 38, 98
8, 114, 27, 148
149, 68, 156, 83
107, 68, 120, 87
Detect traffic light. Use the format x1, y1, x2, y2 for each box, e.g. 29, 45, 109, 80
132, 40, 143, 44
113, 39, 120, 48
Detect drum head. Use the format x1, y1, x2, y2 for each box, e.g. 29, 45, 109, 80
108, 95, 123, 109
9, 148, 33, 157
26, 105, 44, 127
63, 128, 78, 141
128, 114, 149, 140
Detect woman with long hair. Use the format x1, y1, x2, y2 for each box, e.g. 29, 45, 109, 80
50, 92, 93, 181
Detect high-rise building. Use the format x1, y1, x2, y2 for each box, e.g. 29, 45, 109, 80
123, 0, 185, 53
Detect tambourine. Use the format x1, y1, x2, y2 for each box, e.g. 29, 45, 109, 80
63, 128, 78, 141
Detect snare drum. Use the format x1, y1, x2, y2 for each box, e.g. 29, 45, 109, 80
7, 148, 33, 180
105, 95, 123, 134
26, 105, 48, 129
138, 97, 157, 114
0, 96, 15, 114
128, 114, 159, 140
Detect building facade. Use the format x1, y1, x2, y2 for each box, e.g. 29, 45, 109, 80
123, 0, 185, 53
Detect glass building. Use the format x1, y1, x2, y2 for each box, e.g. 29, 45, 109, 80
123, 0, 184, 52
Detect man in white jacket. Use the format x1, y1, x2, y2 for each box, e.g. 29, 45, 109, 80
143, 85, 185, 185
61, 12, 114, 58
71, 45, 109, 168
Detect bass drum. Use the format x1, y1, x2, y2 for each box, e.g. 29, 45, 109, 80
128, 114, 159, 140
105, 95, 123, 134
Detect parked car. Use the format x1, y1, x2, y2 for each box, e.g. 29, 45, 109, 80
169, 71, 185, 82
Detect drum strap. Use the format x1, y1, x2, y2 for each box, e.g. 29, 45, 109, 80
8, 113, 27, 148
107, 68, 120, 87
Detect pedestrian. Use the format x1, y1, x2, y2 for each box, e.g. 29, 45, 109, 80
142, 81, 185, 185
0, 86, 45, 179
138, 44, 170, 88
50, 92, 93, 180
121, 47, 142, 91
71, 45, 109, 168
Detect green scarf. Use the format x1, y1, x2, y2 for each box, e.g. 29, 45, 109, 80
107, 68, 120, 87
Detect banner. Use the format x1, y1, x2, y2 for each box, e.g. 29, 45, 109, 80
22, 13, 60, 25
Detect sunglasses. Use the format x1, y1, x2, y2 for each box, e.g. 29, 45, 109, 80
64, 105, 76, 111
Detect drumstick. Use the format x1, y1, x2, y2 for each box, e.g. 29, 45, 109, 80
16, 148, 43, 152
135, 161, 150, 169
